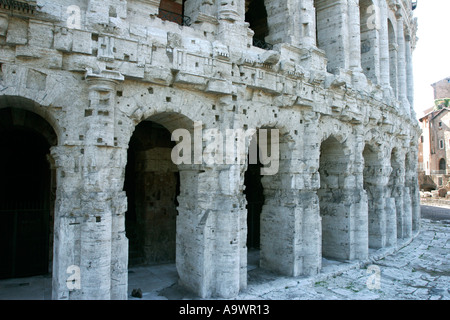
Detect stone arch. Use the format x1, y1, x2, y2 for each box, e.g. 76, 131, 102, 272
0, 103, 58, 281
318, 134, 353, 262
124, 110, 205, 294
0, 95, 62, 143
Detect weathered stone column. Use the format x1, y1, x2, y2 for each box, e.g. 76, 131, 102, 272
50, 145, 84, 300
264, 0, 302, 47
75, 70, 126, 300
405, 34, 415, 118
348, 0, 362, 72
259, 137, 319, 277
396, 15, 410, 116
216, 0, 248, 49
315, 0, 350, 73
363, 159, 388, 249
379, 0, 392, 100
385, 196, 397, 247
299, 0, 316, 47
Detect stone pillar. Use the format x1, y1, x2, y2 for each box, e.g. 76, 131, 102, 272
217, 0, 248, 48
405, 35, 415, 118
259, 137, 318, 277
176, 163, 242, 299
385, 197, 397, 247
396, 15, 410, 116
379, 1, 391, 95
264, 0, 303, 47
260, 168, 304, 276
315, 0, 350, 73
369, 186, 387, 248
348, 0, 362, 72
51, 145, 83, 300
402, 186, 413, 238
299, 0, 316, 47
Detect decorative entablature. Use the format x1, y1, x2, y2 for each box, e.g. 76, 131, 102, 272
0, 0, 419, 137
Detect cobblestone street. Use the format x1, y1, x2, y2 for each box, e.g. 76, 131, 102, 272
234, 205, 450, 300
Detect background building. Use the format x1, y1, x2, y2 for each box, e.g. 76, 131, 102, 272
418, 76, 450, 190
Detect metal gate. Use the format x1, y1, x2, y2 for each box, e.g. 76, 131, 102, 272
0, 200, 50, 279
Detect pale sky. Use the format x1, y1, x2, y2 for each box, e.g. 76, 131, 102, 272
413, 0, 450, 118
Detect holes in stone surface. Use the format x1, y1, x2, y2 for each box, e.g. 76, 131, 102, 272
212, 104, 216, 110
85, 109, 93, 117
97, 138, 103, 143
109, 6, 117, 17
117, 91, 122, 97
96, 216, 101, 223
91, 33, 99, 41
215, 115, 219, 121
148, 87, 154, 94
166, 97, 171, 102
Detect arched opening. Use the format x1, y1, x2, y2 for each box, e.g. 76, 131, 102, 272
318, 136, 349, 263
0, 107, 57, 280
243, 131, 265, 270
360, 0, 380, 83
245, 0, 270, 49
388, 19, 398, 98
363, 144, 384, 249
124, 120, 180, 267
439, 158, 446, 172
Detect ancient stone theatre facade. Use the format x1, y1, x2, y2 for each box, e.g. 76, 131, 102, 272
0, 0, 420, 299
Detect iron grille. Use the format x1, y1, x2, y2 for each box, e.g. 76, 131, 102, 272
158, 8, 191, 27
0, 0, 36, 13
253, 38, 274, 51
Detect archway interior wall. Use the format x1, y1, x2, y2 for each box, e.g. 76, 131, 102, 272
363, 142, 389, 249
318, 135, 356, 261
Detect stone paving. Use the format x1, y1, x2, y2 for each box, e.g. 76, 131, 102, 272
232, 205, 450, 300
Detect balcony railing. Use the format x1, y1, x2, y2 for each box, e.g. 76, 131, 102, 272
158, 9, 191, 27
253, 38, 274, 51
0, 0, 36, 13
431, 170, 447, 175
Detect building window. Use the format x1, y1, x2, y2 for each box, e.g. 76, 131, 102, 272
439, 139, 444, 149
439, 121, 443, 129
439, 158, 446, 171
421, 135, 424, 143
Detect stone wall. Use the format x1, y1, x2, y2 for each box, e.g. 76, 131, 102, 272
0, 0, 420, 299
